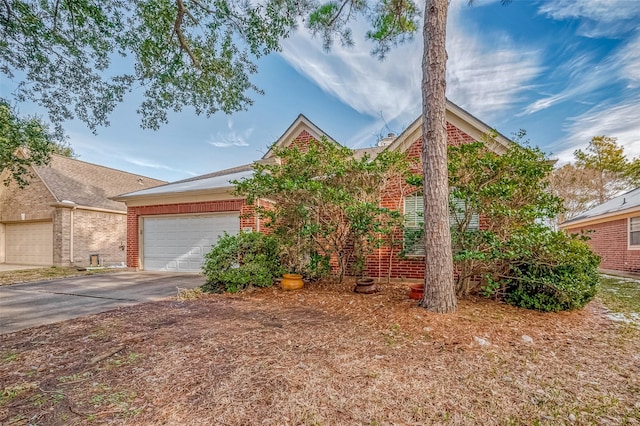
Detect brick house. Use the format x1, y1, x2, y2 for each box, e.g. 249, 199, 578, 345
0, 154, 165, 267
559, 187, 640, 274
115, 100, 511, 276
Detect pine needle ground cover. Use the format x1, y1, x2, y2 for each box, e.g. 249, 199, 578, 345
1, 278, 638, 425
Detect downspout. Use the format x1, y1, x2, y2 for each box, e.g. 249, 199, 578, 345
70, 207, 75, 265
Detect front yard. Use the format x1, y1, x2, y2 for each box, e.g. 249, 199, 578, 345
1, 277, 639, 425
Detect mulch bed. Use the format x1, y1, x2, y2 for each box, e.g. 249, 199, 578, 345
1, 279, 638, 425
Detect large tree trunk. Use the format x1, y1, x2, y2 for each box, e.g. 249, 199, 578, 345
419, 0, 457, 313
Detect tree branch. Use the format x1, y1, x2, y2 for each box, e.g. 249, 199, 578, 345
327, 0, 352, 28
174, 0, 201, 68
190, 0, 214, 14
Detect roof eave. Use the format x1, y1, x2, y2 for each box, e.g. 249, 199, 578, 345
385, 100, 513, 155
559, 205, 640, 229
110, 186, 236, 202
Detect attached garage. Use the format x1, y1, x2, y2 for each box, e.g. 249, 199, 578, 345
112, 165, 257, 272
141, 213, 240, 272
5, 222, 54, 265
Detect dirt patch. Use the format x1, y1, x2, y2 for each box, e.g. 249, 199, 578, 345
1, 279, 639, 425
0, 267, 130, 287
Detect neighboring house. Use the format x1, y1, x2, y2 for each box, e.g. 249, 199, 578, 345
559, 187, 640, 274
115, 100, 511, 277
0, 154, 166, 267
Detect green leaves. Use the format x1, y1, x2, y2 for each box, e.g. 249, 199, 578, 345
0, 100, 69, 188
307, 0, 418, 57
448, 138, 563, 235
500, 226, 601, 312
2, 0, 308, 130
234, 136, 410, 281
445, 137, 601, 311
201, 231, 283, 293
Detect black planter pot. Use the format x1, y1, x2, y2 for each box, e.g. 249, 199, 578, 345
354, 278, 377, 294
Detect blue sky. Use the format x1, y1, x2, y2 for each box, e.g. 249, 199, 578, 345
3, 0, 640, 182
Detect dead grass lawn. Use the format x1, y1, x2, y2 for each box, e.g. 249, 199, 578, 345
1, 280, 639, 425
0, 267, 128, 287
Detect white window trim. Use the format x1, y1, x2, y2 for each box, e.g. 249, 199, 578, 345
629, 216, 640, 250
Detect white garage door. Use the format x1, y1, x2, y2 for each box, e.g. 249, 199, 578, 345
5, 222, 54, 265
142, 214, 240, 272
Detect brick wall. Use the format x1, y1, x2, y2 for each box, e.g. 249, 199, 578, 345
52, 207, 127, 267
52, 208, 70, 266
287, 130, 315, 152
126, 199, 251, 268
565, 219, 640, 273
0, 173, 55, 222
72, 209, 127, 267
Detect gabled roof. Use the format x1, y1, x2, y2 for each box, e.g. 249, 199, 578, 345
33, 154, 166, 211
262, 114, 339, 159
560, 187, 640, 228
112, 164, 253, 200
115, 101, 513, 202
386, 100, 513, 155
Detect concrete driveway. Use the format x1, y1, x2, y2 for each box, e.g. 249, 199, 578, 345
0, 272, 205, 334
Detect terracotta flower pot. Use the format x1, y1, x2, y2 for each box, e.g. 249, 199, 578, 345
354, 277, 377, 294
281, 273, 304, 291
409, 284, 424, 300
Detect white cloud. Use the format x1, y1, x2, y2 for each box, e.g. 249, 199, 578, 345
208, 120, 252, 148
519, 52, 609, 116
552, 96, 640, 163
445, 2, 541, 119
279, 2, 541, 142
538, 0, 640, 38
66, 130, 197, 177
614, 32, 640, 87
280, 21, 422, 127
124, 157, 197, 176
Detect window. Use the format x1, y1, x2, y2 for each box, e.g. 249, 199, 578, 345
403, 192, 479, 256
630, 217, 640, 247
404, 193, 425, 256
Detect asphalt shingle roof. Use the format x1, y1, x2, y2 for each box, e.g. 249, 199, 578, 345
34, 154, 166, 211
562, 187, 640, 225
114, 164, 254, 199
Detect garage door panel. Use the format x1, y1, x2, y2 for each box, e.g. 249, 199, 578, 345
5, 222, 53, 265
142, 214, 239, 272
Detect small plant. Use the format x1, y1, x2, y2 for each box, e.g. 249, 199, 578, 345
2, 351, 18, 363
105, 352, 142, 368
201, 231, 284, 293
1, 382, 37, 406
58, 371, 92, 383
176, 287, 204, 300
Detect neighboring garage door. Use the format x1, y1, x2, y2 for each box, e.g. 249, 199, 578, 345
142, 213, 240, 272
5, 222, 54, 265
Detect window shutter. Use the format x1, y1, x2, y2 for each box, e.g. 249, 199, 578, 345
404, 193, 424, 256
403, 192, 479, 257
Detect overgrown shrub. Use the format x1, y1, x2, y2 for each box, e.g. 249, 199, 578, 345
201, 232, 283, 293
485, 226, 601, 312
